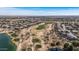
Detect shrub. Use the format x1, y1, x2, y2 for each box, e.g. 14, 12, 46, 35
35, 44, 42, 49
13, 38, 19, 42
63, 43, 73, 51
67, 45, 73, 51
32, 38, 41, 43
27, 48, 32, 51
50, 43, 55, 46
64, 43, 69, 48
32, 34, 35, 36
11, 33, 18, 37
72, 41, 79, 47
21, 48, 26, 51
73, 47, 79, 51
56, 41, 60, 46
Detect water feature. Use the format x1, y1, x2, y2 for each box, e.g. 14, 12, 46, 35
0, 33, 16, 51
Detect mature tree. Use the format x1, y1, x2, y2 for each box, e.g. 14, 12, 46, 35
63, 43, 73, 51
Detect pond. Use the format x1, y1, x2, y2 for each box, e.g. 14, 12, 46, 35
0, 33, 16, 51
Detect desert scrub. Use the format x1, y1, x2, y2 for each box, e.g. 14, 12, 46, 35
63, 43, 73, 51
35, 44, 42, 50
50, 43, 56, 46
13, 38, 20, 42
32, 38, 41, 44
11, 33, 18, 37
27, 48, 32, 51
56, 41, 61, 46
32, 33, 36, 36
9, 31, 13, 34
71, 41, 79, 47
21, 48, 26, 51
73, 47, 79, 51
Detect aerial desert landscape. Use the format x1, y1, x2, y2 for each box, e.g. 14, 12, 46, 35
0, 16, 79, 51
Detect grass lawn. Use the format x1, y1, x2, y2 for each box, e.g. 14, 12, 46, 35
36, 24, 46, 30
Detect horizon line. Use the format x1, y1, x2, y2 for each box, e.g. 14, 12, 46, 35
0, 15, 79, 16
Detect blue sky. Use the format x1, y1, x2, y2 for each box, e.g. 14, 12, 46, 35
0, 7, 79, 15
